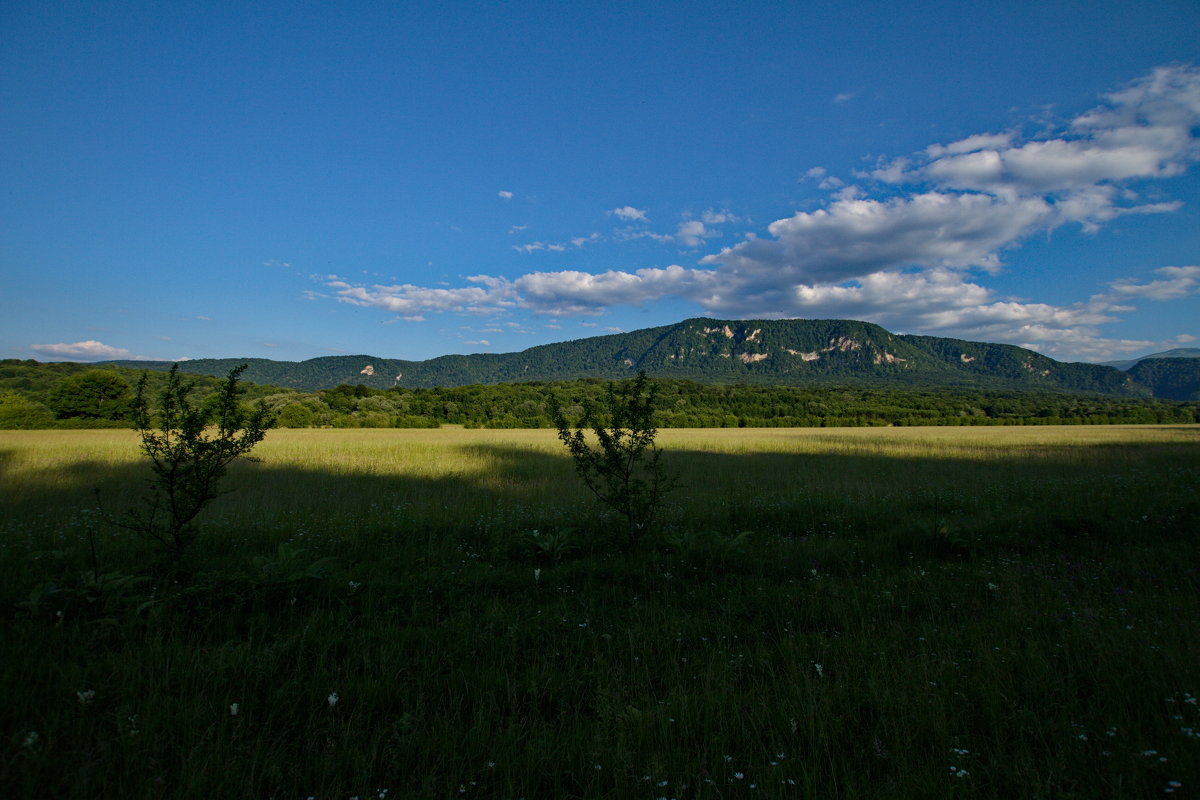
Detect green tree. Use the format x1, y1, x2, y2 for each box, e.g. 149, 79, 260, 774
276, 402, 316, 428
0, 393, 55, 429
122, 364, 274, 556
48, 370, 130, 419
551, 371, 676, 547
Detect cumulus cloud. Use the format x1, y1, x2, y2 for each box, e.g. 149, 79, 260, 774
700, 192, 1052, 284
31, 340, 135, 360
608, 206, 648, 222
883, 64, 1200, 199
675, 219, 710, 247
498, 190, 514, 199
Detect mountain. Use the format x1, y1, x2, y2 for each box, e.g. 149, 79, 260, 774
103, 317, 1154, 397
1100, 348, 1200, 371
1125, 358, 1200, 401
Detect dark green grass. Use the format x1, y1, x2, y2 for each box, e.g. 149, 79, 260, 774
1, 428, 1198, 798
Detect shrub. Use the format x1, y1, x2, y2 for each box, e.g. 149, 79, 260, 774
551, 371, 676, 547
120, 364, 274, 557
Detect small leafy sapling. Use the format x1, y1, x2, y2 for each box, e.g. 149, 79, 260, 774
551, 371, 676, 547
122, 364, 274, 556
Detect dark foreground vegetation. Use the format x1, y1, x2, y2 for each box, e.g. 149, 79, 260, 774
2, 423, 1197, 798
4, 359, 1199, 431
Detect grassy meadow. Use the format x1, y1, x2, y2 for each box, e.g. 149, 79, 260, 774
2, 425, 1198, 798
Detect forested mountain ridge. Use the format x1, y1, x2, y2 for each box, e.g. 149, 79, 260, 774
1100, 348, 1200, 371
1125, 358, 1200, 401
100, 317, 1149, 396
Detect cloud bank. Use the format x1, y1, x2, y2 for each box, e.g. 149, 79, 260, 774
31, 340, 135, 360
328, 66, 1200, 359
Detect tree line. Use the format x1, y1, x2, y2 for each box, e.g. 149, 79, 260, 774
6, 360, 1194, 429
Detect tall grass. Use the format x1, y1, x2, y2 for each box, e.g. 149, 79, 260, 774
2, 426, 1198, 798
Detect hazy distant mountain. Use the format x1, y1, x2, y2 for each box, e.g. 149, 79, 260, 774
1099, 348, 1200, 371
1124, 358, 1200, 401
104, 317, 1155, 397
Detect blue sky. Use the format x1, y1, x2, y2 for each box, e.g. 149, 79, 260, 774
2, 0, 1198, 364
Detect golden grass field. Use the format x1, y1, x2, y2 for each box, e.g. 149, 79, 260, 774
4, 424, 1197, 540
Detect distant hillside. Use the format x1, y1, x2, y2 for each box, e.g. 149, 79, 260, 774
1125, 358, 1200, 401
1100, 348, 1200, 371
102, 317, 1151, 396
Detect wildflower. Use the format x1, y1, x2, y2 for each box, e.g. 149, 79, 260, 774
22, 731, 38, 748
76, 690, 96, 705
734, 772, 745, 780
230, 703, 239, 716
327, 692, 339, 708
814, 663, 824, 678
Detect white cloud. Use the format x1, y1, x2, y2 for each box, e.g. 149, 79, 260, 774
498, 190, 514, 199
608, 206, 648, 222
515, 233, 599, 253
700, 191, 1052, 284
890, 65, 1200, 200
31, 340, 134, 360
321, 66, 1200, 361
1108, 266, 1200, 300
514, 241, 567, 254
701, 208, 738, 225
329, 278, 513, 319
570, 233, 601, 248
618, 229, 675, 244
676, 219, 710, 247
925, 133, 1013, 158
462, 339, 490, 346
833, 92, 855, 104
